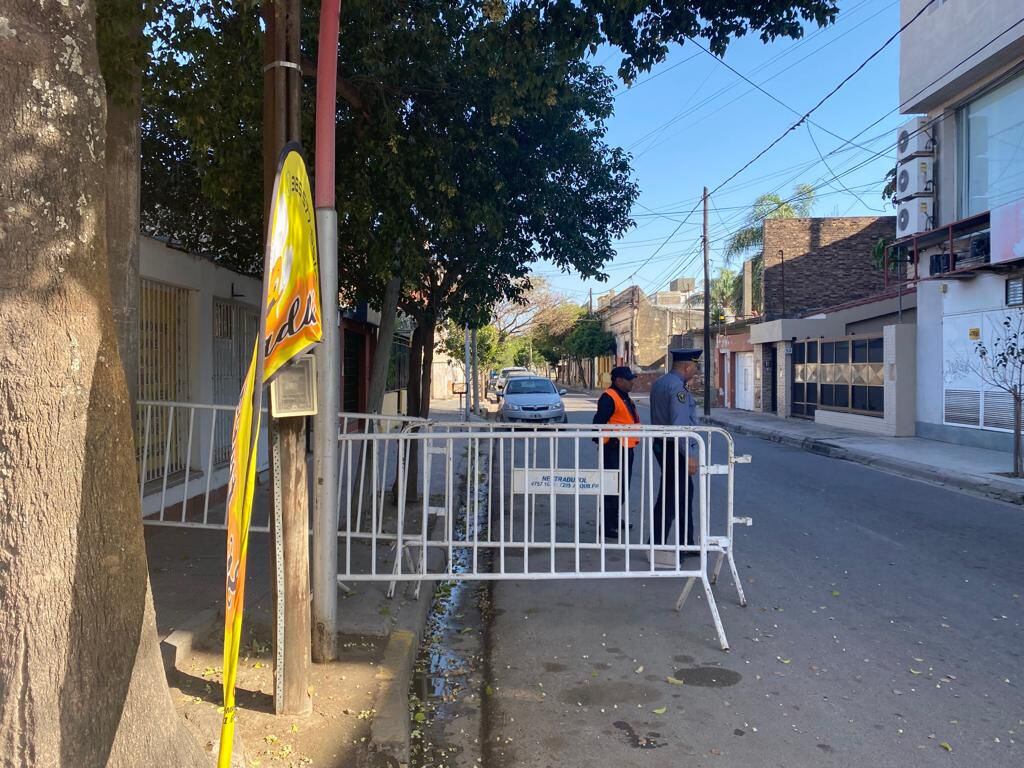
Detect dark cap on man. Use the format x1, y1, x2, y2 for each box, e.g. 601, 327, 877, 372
610, 366, 636, 382
669, 348, 702, 363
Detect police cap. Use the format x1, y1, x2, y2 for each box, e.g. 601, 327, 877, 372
669, 348, 702, 362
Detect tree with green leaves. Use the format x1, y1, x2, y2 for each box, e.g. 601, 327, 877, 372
972, 312, 1024, 477
724, 184, 815, 314
709, 268, 741, 322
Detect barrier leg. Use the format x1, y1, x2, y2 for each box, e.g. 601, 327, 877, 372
674, 577, 696, 612
711, 551, 725, 585
703, 575, 729, 651
728, 548, 747, 607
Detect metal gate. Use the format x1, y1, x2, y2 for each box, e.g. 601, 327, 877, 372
335, 423, 751, 650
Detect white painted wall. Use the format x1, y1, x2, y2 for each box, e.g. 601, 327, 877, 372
900, 0, 1024, 114
140, 237, 262, 404
139, 237, 266, 513
916, 273, 1016, 447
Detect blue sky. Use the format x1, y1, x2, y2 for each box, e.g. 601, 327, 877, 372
536, 0, 905, 305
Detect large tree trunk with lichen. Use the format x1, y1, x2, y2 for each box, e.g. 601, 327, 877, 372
0, 3, 205, 766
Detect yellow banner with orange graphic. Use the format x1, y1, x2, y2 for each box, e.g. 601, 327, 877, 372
219, 144, 322, 768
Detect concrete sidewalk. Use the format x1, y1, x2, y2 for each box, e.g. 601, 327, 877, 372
707, 408, 1024, 505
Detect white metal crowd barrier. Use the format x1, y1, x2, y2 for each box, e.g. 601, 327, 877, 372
335, 423, 748, 650
425, 421, 753, 609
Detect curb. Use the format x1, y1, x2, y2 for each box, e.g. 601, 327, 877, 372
707, 417, 1024, 506
365, 536, 445, 767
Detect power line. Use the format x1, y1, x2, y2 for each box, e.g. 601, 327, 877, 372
627, 0, 894, 157
705, 0, 937, 203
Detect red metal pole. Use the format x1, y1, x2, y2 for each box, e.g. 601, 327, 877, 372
315, 0, 341, 208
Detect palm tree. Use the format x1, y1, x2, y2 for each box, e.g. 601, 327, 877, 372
725, 184, 815, 315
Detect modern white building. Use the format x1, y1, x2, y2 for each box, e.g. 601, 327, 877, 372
897, 0, 1024, 451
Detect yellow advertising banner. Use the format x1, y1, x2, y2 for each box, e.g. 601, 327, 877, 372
263, 148, 323, 381
219, 144, 322, 768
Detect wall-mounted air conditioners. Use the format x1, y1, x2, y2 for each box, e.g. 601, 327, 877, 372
896, 157, 934, 201
896, 117, 933, 164
897, 197, 934, 238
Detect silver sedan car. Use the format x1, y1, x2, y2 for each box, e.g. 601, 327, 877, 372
498, 376, 568, 423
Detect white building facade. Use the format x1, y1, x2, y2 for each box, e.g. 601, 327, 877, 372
899, 0, 1024, 451
137, 236, 267, 517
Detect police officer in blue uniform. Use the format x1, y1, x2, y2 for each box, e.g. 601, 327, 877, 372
649, 349, 702, 565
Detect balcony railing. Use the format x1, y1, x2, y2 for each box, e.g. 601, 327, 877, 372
883, 211, 993, 287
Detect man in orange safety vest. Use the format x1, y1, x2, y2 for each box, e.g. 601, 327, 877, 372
593, 366, 640, 540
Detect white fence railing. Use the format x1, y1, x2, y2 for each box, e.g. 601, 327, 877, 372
335, 424, 750, 650
136, 401, 424, 531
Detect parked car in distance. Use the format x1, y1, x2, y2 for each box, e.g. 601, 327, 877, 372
485, 371, 499, 399
494, 366, 529, 399
498, 376, 568, 423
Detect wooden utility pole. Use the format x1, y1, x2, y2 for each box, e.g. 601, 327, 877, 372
264, 0, 311, 716
703, 187, 711, 418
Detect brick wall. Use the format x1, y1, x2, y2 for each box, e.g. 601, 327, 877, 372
761, 216, 895, 320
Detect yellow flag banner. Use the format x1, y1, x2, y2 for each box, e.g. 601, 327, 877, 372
219, 144, 322, 768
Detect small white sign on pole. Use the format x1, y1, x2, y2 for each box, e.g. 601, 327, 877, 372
512, 468, 619, 496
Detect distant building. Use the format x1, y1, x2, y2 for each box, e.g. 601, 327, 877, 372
718, 215, 900, 418
596, 281, 704, 391
760, 216, 895, 320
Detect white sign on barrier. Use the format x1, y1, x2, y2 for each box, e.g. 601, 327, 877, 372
512, 468, 619, 496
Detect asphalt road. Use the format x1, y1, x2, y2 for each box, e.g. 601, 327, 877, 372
455, 391, 1024, 768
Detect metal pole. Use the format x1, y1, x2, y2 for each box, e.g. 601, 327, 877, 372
464, 324, 471, 421
471, 327, 480, 415
703, 187, 711, 417
311, 0, 342, 664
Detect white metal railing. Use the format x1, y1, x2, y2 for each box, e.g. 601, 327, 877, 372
137, 400, 266, 529
137, 401, 423, 531
335, 424, 747, 650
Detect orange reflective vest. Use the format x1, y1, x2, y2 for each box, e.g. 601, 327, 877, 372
602, 388, 639, 448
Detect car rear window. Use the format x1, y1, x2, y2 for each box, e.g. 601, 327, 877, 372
505, 379, 556, 395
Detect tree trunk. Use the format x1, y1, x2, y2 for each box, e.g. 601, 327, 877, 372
1015, 394, 1022, 477
407, 323, 424, 421
419, 314, 437, 422
366, 273, 402, 414
105, 96, 140, 414
0, 3, 205, 766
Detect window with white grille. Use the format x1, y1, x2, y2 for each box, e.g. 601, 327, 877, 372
138, 279, 193, 483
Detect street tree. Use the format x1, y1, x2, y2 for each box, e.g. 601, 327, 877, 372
725, 184, 815, 313
0, 1, 208, 765
709, 268, 741, 321
972, 312, 1024, 477
491, 278, 578, 341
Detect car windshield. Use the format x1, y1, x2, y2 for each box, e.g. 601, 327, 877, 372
505, 379, 556, 395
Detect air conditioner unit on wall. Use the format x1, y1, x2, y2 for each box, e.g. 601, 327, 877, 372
896, 157, 934, 201
896, 117, 933, 164
897, 197, 934, 238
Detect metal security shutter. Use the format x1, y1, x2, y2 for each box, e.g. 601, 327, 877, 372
138, 279, 192, 482
983, 391, 1016, 430
944, 389, 981, 427
212, 299, 259, 464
